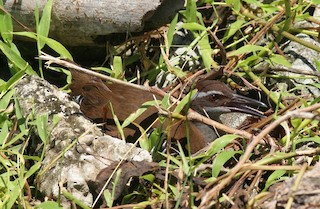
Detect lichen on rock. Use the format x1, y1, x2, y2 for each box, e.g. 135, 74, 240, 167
14, 75, 151, 208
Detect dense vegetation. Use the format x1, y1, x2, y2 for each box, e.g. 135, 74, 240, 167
1, 0, 320, 208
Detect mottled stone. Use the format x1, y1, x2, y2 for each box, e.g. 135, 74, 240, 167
14, 76, 151, 208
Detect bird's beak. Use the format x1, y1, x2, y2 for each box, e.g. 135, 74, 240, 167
227, 93, 267, 117
232, 93, 267, 108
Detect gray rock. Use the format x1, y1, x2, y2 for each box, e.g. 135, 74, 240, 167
3, 0, 184, 46
280, 34, 320, 97
14, 76, 151, 208
261, 162, 320, 209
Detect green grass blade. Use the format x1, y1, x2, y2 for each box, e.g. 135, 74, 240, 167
185, 0, 197, 23
0, 41, 36, 75
112, 56, 123, 79
13, 32, 73, 60
37, 0, 53, 49
167, 14, 178, 48
212, 150, 241, 177
229, 45, 271, 56
36, 113, 49, 144
0, 3, 13, 43
0, 70, 25, 93
263, 170, 286, 191
174, 89, 197, 113
207, 134, 239, 156
39, 35, 73, 59
121, 100, 158, 129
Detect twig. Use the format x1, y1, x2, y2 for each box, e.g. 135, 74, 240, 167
208, 28, 227, 65
39, 52, 149, 92
223, 8, 285, 73
198, 102, 320, 208
265, 67, 320, 77
285, 163, 308, 209
224, 8, 286, 108
187, 110, 253, 139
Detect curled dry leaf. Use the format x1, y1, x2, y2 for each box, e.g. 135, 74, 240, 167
94, 161, 159, 202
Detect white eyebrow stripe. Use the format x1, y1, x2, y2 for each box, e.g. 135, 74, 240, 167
193, 90, 224, 99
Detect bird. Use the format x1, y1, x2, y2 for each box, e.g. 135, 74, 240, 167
190, 80, 266, 119
187, 79, 267, 148
69, 69, 267, 153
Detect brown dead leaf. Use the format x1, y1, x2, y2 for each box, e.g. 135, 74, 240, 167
94, 161, 159, 201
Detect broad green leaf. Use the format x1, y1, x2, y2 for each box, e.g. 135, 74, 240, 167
114, 114, 125, 140
222, 19, 245, 43
172, 66, 187, 78
182, 22, 207, 31
12, 31, 37, 39
310, 96, 320, 105
2, 128, 27, 149
269, 54, 291, 67
52, 114, 60, 128
290, 117, 302, 129
39, 36, 73, 59
261, 4, 279, 14
263, 170, 286, 191
168, 184, 178, 197
108, 102, 125, 140
225, 0, 240, 12
177, 142, 190, 175
25, 161, 41, 179
256, 152, 295, 165
242, 0, 260, 4
293, 136, 320, 147
91, 67, 113, 75
207, 134, 239, 155
229, 45, 271, 56
236, 54, 262, 68
134, 122, 150, 151
150, 129, 163, 159
311, 83, 320, 89
39, 35, 73, 60
5, 181, 23, 209
123, 54, 140, 67
212, 151, 241, 177
104, 190, 113, 208
35, 201, 64, 209
107, 169, 122, 207
159, 154, 181, 169
161, 93, 170, 109
14, 96, 26, 133
140, 173, 155, 183
0, 41, 35, 75
37, 0, 53, 49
